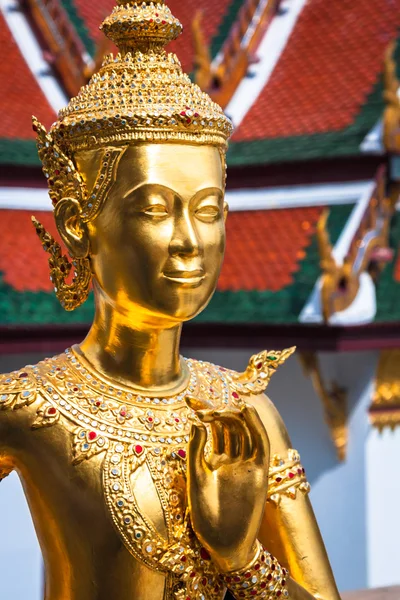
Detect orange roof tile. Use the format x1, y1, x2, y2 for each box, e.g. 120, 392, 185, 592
233, 0, 400, 142
0, 207, 321, 294
72, 0, 233, 73
0, 14, 56, 139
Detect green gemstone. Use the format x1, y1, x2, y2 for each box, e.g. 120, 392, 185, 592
267, 355, 277, 361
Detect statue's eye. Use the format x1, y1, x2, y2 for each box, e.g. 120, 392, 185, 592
195, 205, 220, 221
143, 204, 169, 217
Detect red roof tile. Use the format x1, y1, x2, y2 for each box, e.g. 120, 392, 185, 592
218, 207, 322, 292
0, 210, 57, 292
233, 0, 400, 142
0, 14, 56, 139
72, 0, 232, 73
0, 207, 321, 294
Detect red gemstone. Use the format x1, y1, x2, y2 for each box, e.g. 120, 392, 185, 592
277, 592, 282, 597
194, 112, 199, 117
251, 592, 257, 596
95, 401, 101, 407
162, 20, 166, 24
148, 417, 153, 422
73, 387, 79, 391
267, 574, 272, 581
234, 576, 241, 582
48, 407, 57, 416
180, 556, 186, 562
177, 449, 186, 459
288, 472, 295, 479
180, 111, 186, 116
245, 572, 251, 578
88, 431, 97, 441
297, 468, 302, 475
276, 477, 282, 483
186, 118, 191, 124
55, 170, 60, 175
175, 418, 180, 423
260, 582, 266, 589
282, 579, 286, 585
120, 410, 127, 417
232, 391, 239, 399
256, 362, 263, 369
200, 547, 210, 560
32, 124, 37, 132
225, 577, 231, 583
19, 372, 28, 378
190, 571, 196, 577
135, 444, 143, 455
254, 564, 260, 570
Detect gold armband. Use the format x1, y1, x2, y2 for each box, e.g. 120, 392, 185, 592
221, 540, 289, 599
267, 449, 310, 506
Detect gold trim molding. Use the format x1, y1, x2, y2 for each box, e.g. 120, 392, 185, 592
299, 352, 347, 461
370, 349, 400, 430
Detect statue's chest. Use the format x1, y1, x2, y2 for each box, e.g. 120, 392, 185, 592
23, 351, 241, 598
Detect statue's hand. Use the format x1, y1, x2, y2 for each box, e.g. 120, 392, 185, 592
185, 396, 270, 573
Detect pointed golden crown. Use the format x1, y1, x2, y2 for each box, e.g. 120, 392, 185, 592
46, 0, 232, 155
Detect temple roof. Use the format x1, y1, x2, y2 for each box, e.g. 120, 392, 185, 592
227, 0, 400, 166
0, 12, 56, 166
1, 0, 399, 167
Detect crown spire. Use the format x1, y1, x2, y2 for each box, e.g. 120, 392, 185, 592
101, 1, 182, 54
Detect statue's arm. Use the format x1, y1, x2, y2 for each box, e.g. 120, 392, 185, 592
250, 393, 341, 600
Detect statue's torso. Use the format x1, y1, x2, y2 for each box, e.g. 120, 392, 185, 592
0, 347, 301, 600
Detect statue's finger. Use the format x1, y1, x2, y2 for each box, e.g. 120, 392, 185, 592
187, 423, 209, 476
185, 394, 214, 413
211, 409, 251, 460
241, 405, 270, 465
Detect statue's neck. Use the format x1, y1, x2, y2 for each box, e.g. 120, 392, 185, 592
78, 288, 188, 394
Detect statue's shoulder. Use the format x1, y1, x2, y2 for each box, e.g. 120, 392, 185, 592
0, 355, 55, 412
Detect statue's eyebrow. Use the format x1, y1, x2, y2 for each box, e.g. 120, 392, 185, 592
122, 182, 170, 200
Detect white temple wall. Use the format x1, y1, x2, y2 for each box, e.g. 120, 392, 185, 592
0, 348, 398, 597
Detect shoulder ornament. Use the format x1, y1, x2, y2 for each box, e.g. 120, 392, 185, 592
226, 347, 296, 397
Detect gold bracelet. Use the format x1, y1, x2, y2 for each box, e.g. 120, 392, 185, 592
221, 541, 289, 598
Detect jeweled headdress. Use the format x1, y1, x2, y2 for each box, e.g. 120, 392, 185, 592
33, 0, 232, 310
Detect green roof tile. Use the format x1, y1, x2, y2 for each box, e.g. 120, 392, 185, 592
0, 139, 40, 167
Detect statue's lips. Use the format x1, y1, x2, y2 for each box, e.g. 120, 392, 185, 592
162, 270, 205, 286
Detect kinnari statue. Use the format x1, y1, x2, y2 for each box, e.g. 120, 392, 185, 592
0, 2, 340, 599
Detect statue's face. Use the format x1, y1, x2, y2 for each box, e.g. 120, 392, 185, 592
78, 143, 226, 323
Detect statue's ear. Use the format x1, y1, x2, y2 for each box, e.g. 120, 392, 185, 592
223, 201, 229, 222
54, 198, 90, 259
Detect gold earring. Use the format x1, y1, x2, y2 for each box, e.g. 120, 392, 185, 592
32, 217, 91, 311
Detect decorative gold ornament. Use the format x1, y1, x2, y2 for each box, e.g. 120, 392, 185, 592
31, 217, 91, 311
267, 449, 310, 505
299, 352, 347, 462
316, 168, 395, 323
221, 540, 289, 599
370, 349, 400, 430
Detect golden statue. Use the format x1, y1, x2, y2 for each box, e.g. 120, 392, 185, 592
0, 2, 341, 599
